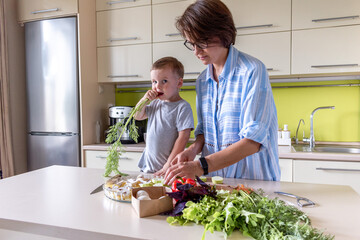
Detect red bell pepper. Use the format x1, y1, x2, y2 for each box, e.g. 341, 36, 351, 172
171, 177, 196, 192
171, 180, 182, 192
185, 178, 196, 186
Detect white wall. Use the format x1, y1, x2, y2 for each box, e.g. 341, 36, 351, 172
5, 0, 27, 174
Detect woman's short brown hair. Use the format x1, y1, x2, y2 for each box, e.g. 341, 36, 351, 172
151, 56, 184, 79
176, 0, 236, 48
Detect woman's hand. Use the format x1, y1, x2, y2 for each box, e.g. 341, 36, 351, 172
170, 148, 197, 165
154, 149, 195, 177
163, 161, 203, 185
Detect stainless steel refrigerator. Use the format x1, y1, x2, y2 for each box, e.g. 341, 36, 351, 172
25, 17, 80, 171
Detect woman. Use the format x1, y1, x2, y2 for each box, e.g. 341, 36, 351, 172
159, 0, 280, 184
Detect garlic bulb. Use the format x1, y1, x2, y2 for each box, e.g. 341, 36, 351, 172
136, 190, 150, 199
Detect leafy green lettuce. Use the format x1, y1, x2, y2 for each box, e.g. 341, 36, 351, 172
167, 189, 334, 240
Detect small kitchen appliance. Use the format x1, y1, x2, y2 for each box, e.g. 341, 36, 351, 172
108, 106, 146, 144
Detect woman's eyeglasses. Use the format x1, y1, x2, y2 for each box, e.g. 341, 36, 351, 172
184, 40, 208, 51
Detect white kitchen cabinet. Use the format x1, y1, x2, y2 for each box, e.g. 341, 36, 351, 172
153, 41, 205, 80
222, 0, 291, 35
85, 150, 141, 171
97, 6, 151, 47
97, 44, 152, 83
152, 0, 192, 43
293, 160, 360, 195
235, 31, 290, 76
292, 25, 360, 75
152, 0, 188, 4
292, 0, 360, 30
17, 0, 77, 23
279, 158, 293, 182
96, 0, 150, 11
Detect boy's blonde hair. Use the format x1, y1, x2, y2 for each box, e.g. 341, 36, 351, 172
151, 57, 184, 79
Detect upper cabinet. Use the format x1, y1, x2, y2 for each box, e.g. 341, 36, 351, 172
152, 0, 192, 43
97, 6, 151, 47
93, 0, 360, 83
235, 32, 291, 76
18, 0, 78, 23
98, 44, 152, 83
292, 0, 360, 75
96, 1, 152, 83
222, 0, 291, 77
292, 25, 360, 74
292, 0, 360, 30
222, 0, 291, 35
96, 0, 150, 11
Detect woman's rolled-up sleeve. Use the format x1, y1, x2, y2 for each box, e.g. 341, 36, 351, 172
239, 63, 273, 151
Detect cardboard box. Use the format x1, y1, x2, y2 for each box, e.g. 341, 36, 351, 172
131, 187, 173, 218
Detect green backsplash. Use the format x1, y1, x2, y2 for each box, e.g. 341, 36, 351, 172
115, 80, 360, 142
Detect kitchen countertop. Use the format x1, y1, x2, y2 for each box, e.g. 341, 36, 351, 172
0, 165, 360, 240
83, 143, 360, 162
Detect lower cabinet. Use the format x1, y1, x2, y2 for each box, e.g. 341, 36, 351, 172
84, 150, 142, 172
279, 158, 293, 182
293, 160, 360, 195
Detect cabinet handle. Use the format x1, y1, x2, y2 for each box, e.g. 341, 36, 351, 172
236, 24, 273, 30
311, 64, 358, 68
108, 75, 139, 78
316, 167, 360, 172
108, 37, 138, 42
31, 8, 59, 14
96, 156, 107, 159
266, 68, 274, 71
312, 15, 359, 23
107, 0, 136, 5
184, 72, 201, 75
165, 33, 181, 37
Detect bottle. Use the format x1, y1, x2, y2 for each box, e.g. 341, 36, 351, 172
278, 127, 282, 139
282, 124, 291, 139
95, 121, 101, 144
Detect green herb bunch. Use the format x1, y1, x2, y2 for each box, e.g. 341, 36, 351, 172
167, 189, 334, 240
104, 99, 150, 177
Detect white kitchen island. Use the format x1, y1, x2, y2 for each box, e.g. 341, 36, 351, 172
0, 166, 360, 240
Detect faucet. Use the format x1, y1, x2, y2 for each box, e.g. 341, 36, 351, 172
310, 106, 335, 148
295, 119, 308, 144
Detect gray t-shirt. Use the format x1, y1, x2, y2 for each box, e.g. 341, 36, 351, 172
138, 99, 194, 173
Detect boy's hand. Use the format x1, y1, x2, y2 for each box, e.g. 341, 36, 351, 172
144, 90, 159, 102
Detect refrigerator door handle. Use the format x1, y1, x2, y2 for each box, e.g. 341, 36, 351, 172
29, 131, 75, 136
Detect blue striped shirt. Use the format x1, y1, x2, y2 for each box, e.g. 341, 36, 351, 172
194, 45, 280, 181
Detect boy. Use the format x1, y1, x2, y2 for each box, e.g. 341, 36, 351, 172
134, 57, 194, 173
